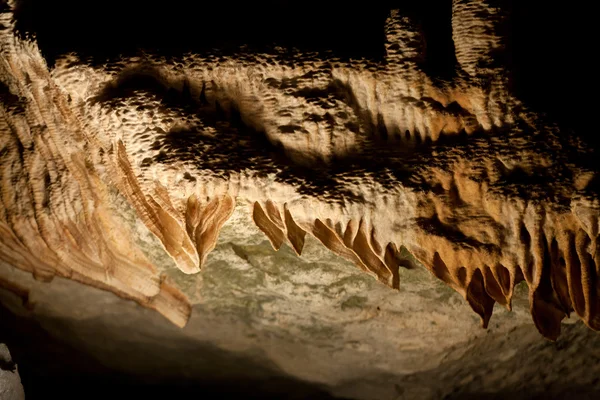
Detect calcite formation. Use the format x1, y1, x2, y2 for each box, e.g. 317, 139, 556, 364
0, 0, 598, 340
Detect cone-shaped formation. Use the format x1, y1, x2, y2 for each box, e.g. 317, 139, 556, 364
0, 0, 598, 339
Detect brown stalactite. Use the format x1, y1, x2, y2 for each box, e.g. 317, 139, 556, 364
0, 0, 598, 340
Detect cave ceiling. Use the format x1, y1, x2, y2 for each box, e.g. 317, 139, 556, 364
0, 2, 599, 394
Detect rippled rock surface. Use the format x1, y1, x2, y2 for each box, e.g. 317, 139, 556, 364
1, 1, 599, 398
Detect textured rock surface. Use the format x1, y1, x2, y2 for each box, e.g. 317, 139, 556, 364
0, 0, 599, 398
2, 0, 598, 339
0, 344, 25, 400
2, 210, 600, 399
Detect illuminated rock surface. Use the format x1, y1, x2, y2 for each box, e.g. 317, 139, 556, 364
0, 344, 24, 400
1, 0, 599, 398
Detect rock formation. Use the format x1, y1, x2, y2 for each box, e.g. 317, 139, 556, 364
1, 0, 598, 341
0, 344, 24, 400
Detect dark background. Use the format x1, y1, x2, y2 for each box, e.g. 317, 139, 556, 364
8, 0, 596, 144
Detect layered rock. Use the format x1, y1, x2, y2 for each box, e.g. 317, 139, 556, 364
0, 0, 598, 340
0, 4, 190, 327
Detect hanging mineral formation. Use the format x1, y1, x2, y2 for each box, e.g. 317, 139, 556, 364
0, 0, 598, 340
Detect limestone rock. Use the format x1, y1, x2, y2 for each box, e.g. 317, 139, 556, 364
0, 344, 25, 400
0, 0, 598, 345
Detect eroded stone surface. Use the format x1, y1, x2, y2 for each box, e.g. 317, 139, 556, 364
0, 344, 24, 400
1, 207, 599, 399
0, 0, 598, 351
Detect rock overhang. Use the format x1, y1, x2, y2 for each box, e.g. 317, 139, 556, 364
0, 0, 598, 344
